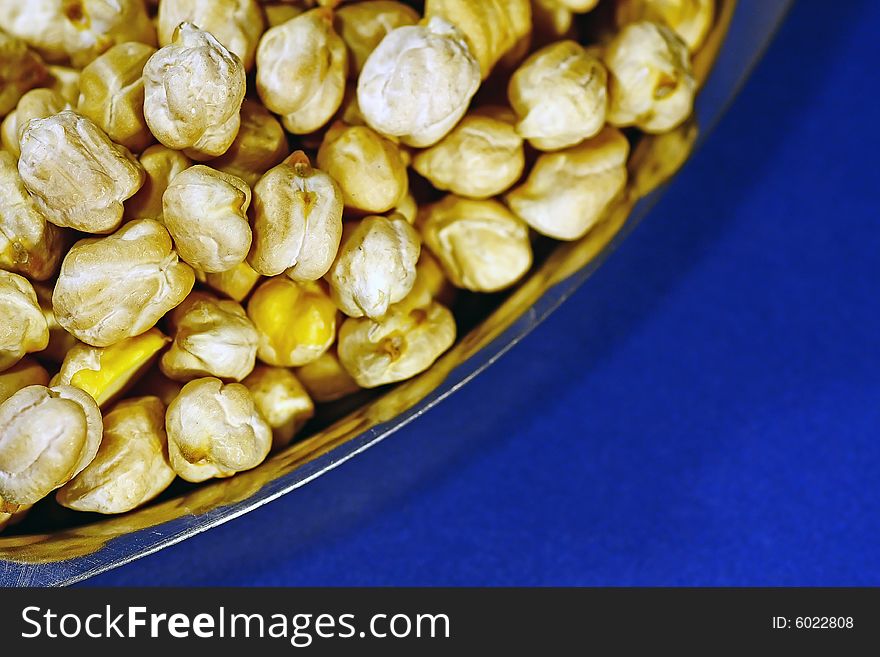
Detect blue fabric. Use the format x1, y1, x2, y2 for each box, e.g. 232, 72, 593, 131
87, 0, 880, 586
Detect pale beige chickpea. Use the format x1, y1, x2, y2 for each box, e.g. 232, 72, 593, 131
0, 31, 47, 118
327, 214, 421, 320
419, 195, 532, 293
0, 384, 102, 506
46, 65, 81, 104
17, 110, 145, 234
295, 348, 361, 403
162, 165, 252, 273
143, 22, 246, 159
334, 1, 419, 78
158, 0, 265, 71
53, 218, 195, 348
160, 295, 259, 382
209, 99, 290, 188
126, 145, 192, 221
0, 357, 49, 404
248, 152, 343, 282
603, 20, 696, 134
0, 0, 157, 67
0, 151, 64, 281
165, 377, 272, 482
412, 106, 525, 199
505, 126, 629, 241
0, 271, 49, 372
256, 8, 348, 134
615, 0, 713, 52
317, 122, 408, 214
56, 396, 176, 514
77, 41, 157, 153
508, 40, 607, 151
357, 17, 480, 148
424, 0, 531, 79
243, 365, 315, 450
1, 88, 71, 158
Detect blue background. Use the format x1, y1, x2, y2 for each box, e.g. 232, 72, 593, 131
88, 0, 880, 586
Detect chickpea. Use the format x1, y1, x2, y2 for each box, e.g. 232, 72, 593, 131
247, 278, 337, 367
126, 145, 192, 221
143, 23, 247, 159
160, 295, 258, 382
357, 17, 481, 148
505, 126, 629, 241
46, 65, 81, 104
317, 122, 408, 214
165, 377, 272, 482
334, 1, 419, 78
412, 106, 525, 199
424, 0, 531, 79
0, 151, 64, 281
419, 195, 532, 293
208, 100, 289, 188
603, 21, 695, 134
393, 192, 418, 226
413, 249, 457, 307
0, 31, 47, 118
508, 40, 607, 151
0, 271, 49, 372
243, 365, 315, 450
162, 165, 252, 273
263, 3, 304, 28
195, 261, 262, 303
31, 281, 80, 364
256, 8, 348, 135
1, 88, 71, 159
53, 218, 195, 347
18, 110, 145, 234
77, 41, 157, 153
0, 384, 102, 506
615, 0, 713, 52
56, 396, 176, 514
295, 348, 361, 403
0, 0, 157, 67
0, 357, 49, 404
158, 0, 265, 71
327, 214, 421, 319
248, 152, 343, 282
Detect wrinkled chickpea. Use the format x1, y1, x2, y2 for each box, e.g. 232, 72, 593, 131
0, 384, 102, 506
143, 23, 246, 159
46, 65, 81, 104
335, 1, 419, 77
327, 214, 421, 319
317, 122, 408, 214
18, 110, 144, 234
0, 271, 49, 372
248, 152, 343, 282
0, 358, 49, 404
1, 88, 71, 159
53, 218, 195, 347
295, 348, 361, 403
158, 0, 265, 71
419, 195, 533, 293
163, 165, 252, 273
165, 377, 272, 482
0, 31, 47, 118
195, 261, 262, 303
77, 41, 157, 152
412, 106, 525, 199
508, 40, 607, 151
160, 295, 258, 382
603, 21, 696, 134
247, 278, 338, 367
506, 126, 629, 240
56, 396, 176, 514
256, 8, 348, 134
126, 145, 192, 221
616, 0, 714, 52
209, 99, 290, 187
358, 17, 481, 148
243, 366, 315, 450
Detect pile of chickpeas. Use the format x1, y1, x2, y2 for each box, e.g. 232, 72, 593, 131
0, 0, 712, 528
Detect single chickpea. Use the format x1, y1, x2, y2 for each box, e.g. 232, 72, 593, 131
248, 152, 343, 282
56, 396, 176, 514
317, 122, 409, 214
505, 126, 629, 241
419, 195, 533, 293
0, 384, 102, 506
357, 17, 481, 148
209, 99, 289, 188
0, 271, 49, 372
162, 165, 252, 273
46, 65, 81, 104
603, 20, 696, 134
52, 218, 195, 347
77, 41, 157, 153
143, 22, 246, 159
165, 377, 272, 482
0, 31, 47, 118
17, 110, 145, 234
243, 365, 315, 450
334, 1, 419, 78
247, 278, 337, 367
412, 106, 525, 199
195, 260, 262, 303
295, 348, 361, 403
0, 357, 49, 404
1, 88, 71, 159
327, 214, 421, 319
126, 145, 192, 221
615, 0, 714, 52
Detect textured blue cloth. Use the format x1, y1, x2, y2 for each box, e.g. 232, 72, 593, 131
87, 0, 880, 586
